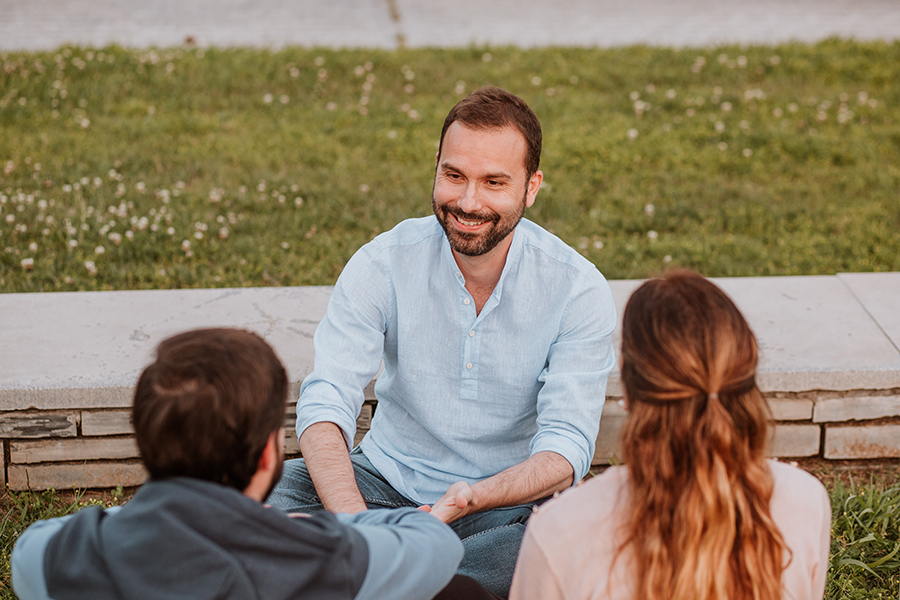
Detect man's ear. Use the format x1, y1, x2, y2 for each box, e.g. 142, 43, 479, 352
525, 170, 543, 208
256, 431, 279, 473
243, 429, 282, 502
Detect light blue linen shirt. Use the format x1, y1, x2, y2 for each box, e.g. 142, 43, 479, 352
297, 216, 617, 504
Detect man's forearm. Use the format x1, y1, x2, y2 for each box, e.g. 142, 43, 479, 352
298, 422, 368, 514
426, 451, 574, 523
470, 451, 573, 511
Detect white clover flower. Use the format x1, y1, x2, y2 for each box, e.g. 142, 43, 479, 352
108, 232, 122, 245
359, 184, 370, 193
21, 257, 34, 270
263, 93, 273, 104
181, 239, 191, 251
29, 242, 38, 251
627, 129, 639, 140
281, 242, 289, 250
647, 230, 658, 241
84, 260, 98, 275
742, 148, 753, 157
219, 227, 229, 239
95, 245, 105, 254
644, 203, 655, 217
593, 240, 604, 250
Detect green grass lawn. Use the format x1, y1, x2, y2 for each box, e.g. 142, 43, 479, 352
2, 40, 899, 293
2, 476, 898, 599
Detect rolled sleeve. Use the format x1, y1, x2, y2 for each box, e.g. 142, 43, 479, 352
532, 269, 617, 479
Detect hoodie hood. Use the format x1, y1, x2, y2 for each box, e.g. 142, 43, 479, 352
43, 478, 368, 600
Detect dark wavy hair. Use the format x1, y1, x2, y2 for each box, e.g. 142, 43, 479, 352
132, 328, 287, 491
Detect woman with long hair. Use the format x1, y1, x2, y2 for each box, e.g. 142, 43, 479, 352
509, 270, 830, 600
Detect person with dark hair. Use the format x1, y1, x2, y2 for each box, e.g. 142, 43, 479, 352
509, 271, 831, 600
268, 86, 617, 597
12, 328, 465, 600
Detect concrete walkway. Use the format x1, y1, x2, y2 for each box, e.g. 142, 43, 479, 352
1, 0, 900, 52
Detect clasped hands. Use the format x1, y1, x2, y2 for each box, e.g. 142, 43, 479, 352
418, 481, 477, 524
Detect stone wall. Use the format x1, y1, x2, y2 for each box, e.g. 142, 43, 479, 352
2, 274, 899, 490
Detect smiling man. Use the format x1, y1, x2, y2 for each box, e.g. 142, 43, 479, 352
268, 86, 617, 598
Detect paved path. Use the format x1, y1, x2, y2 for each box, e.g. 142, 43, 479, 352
2, 0, 900, 51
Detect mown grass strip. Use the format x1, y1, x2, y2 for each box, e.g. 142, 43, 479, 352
2, 40, 899, 292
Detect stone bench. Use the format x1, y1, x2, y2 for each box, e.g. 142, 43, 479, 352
2, 272, 899, 490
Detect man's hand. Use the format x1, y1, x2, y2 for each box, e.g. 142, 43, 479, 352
419, 482, 476, 524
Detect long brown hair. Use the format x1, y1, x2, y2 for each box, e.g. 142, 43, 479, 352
618, 270, 789, 600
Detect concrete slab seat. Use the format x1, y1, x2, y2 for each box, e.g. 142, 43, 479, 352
2, 273, 899, 490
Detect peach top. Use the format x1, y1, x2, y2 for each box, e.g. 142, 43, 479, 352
510, 459, 831, 600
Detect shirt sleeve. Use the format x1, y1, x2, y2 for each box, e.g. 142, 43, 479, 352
508, 513, 566, 600
12, 515, 75, 600
296, 242, 393, 449
531, 268, 617, 480
336, 508, 463, 600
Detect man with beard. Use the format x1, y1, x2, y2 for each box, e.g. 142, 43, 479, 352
268, 87, 617, 597
12, 328, 464, 600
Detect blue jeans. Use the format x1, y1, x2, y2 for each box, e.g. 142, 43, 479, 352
267, 450, 535, 598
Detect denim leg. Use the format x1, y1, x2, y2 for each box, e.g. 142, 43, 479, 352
450, 504, 536, 599
266, 450, 417, 513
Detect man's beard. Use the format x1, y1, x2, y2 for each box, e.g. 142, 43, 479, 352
432, 193, 527, 257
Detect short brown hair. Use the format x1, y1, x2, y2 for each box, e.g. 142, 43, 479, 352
439, 86, 542, 178
132, 328, 288, 490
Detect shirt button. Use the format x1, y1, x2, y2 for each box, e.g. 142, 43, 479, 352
463, 298, 471, 305
466, 362, 473, 370
468, 330, 475, 337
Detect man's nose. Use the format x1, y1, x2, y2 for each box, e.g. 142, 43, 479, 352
457, 182, 482, 214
